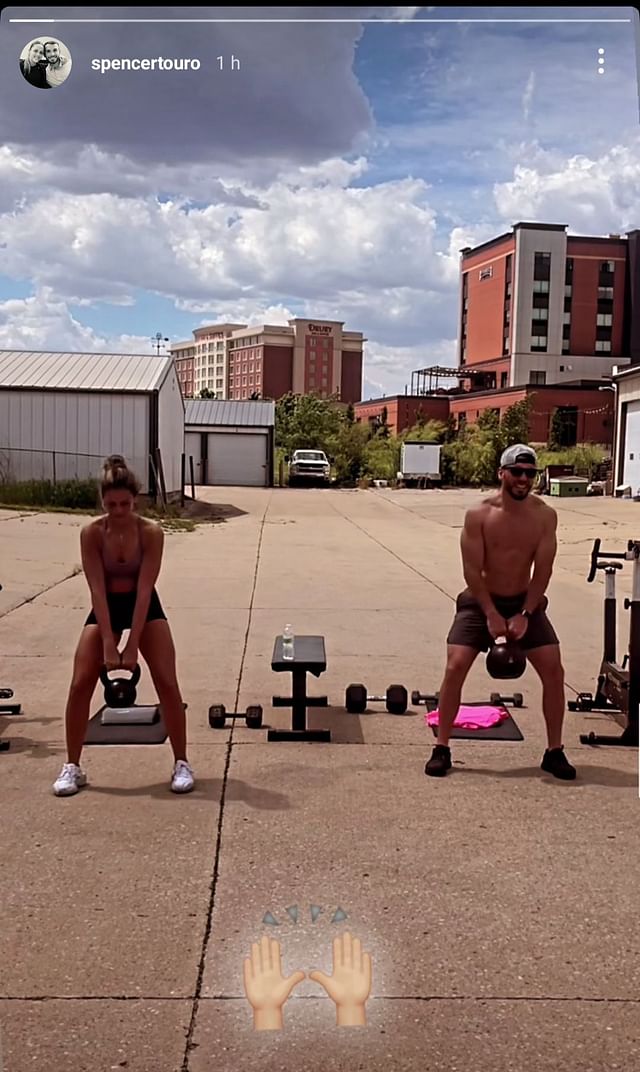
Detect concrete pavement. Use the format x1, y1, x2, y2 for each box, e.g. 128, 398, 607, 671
0, 487, 638, 1071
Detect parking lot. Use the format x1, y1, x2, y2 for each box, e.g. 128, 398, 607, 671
0, 486, 639, 1071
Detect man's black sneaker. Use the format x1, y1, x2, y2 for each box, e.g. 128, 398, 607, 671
541, 746, 576, 780
425, 745, 452, 777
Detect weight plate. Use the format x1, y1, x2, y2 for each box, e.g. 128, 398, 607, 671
346, 684, 367, 713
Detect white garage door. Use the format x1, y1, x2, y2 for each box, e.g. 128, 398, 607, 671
184, 432, 204, 485
207, 432, 268, 486
623, 400, 640, 493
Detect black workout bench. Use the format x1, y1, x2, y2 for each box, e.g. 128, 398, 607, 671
270, 634, 330, 741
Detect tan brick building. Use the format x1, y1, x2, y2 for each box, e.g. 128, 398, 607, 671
172, 317, 365, 402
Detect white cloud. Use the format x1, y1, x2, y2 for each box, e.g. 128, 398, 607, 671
522, 71, 535, 122
493, 140, 640, 232
0, 158, 447, 311
362, 336, 457, 397
0, 144, 268, 214
0, 289, 109, 352
280, 156, 370, 189
183, 302, 295, 327
387, 6, 424, 17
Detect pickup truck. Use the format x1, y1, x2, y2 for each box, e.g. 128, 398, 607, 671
287, 449, 331, 486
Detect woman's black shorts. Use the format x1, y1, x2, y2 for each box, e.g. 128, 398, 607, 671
84, 588, 167, 634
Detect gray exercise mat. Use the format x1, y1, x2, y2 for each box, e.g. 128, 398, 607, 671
85, 705, 168, 745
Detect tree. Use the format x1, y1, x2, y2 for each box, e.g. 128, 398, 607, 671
548, 408, 564, 450
477, 408, 500, 433
401, 419, 446, 443
443, 414, 457, 443
274, 393, 342, 454
199, 388, 216, 399
377, 405, 390, 438
328, 421, 370, 484
498, 397, 534, 453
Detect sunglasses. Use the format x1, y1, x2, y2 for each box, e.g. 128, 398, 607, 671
505, 466, 538, 478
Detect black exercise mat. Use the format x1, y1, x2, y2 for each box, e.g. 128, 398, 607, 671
425, 699, 524, 741
85, 705, 168, 745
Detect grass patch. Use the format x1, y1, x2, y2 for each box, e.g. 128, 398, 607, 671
0, 478, 99, 509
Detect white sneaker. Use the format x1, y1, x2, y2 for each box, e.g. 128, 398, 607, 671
53, 763, 88, 796
171, 759, 194, 793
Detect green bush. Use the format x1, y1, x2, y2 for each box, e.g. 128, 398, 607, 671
275, 392, 342, 454
536, 444, 610, 479
362, 436, 402, 481
496, 397, 534, 455
400, 419, 447, 443
442, 422, 498, 487
440, 398, 537, 487
271, 390, 607, 490
328, 422, 370, 484
0, 478, 99, 508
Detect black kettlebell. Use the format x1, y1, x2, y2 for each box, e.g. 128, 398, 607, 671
100, 663, 141, 708
486, 636, 526, 680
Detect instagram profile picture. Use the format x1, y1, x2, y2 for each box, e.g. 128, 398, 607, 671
19, 38, 72, 89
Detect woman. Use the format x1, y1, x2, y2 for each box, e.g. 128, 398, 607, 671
53, 455, 194, 796
19, 41, 50, 89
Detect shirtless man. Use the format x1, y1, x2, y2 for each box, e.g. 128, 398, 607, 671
425, 443, 576, 781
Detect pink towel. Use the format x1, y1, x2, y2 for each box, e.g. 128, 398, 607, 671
425, 704, 508, 730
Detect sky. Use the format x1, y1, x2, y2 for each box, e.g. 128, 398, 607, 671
0, 4, 638, 399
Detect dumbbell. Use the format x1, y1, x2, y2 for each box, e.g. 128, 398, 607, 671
345, 684, 408, 715
100, 664, 141, 708
489, 691, 524, 708
208, 704, 263, 729
411, 690, 439, 707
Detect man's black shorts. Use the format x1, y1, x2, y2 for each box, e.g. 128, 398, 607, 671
84, 588, 167, 634
446, 589, 559, 651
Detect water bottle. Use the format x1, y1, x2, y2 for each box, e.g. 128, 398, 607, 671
282, 624, 294, 660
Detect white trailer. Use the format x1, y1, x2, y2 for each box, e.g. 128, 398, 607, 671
398, 441, 442, 487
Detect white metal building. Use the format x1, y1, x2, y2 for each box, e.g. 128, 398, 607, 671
184, 399, 275, 486
613, 363, 640, 493
0, 350, 185, 496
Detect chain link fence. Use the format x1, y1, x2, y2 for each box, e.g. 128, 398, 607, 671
0, 447, 147, 485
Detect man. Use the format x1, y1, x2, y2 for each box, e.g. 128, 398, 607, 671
425, 443, 576, 780
43, 40, 71, 87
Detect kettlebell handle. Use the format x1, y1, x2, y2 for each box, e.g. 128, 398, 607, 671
100, 663, 141, 687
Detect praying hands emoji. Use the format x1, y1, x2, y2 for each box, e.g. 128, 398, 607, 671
243, 931, 373, 1030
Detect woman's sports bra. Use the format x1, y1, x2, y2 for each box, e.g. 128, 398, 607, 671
101, 517, 143, 579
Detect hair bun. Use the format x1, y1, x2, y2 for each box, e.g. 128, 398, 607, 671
100, 454, 140, 497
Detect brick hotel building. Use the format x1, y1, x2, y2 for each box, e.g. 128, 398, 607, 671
356, 223, 639, 446
172, 318, 365, 403
457, 222, 632, 390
